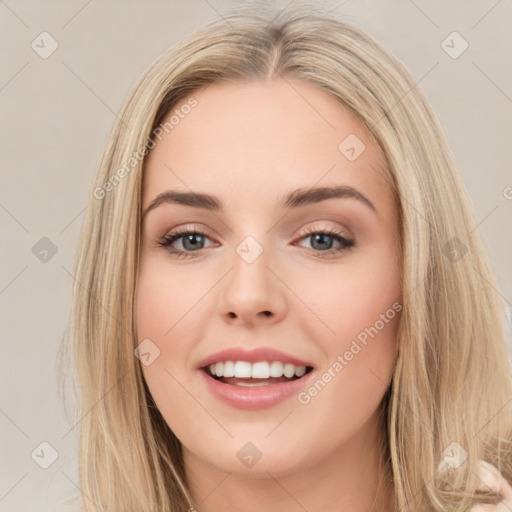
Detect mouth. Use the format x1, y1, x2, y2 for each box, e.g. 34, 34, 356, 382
197, 348, 316, 409
202, 361, 315, 387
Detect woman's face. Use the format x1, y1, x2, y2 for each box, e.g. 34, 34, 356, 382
136, 79, 401, 478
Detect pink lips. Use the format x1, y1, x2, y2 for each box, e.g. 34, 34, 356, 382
197, 346, 315, 411
197, 346, 313, 370
199, 368, 314, 410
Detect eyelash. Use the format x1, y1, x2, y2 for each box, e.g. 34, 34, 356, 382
158, 226, 355, 259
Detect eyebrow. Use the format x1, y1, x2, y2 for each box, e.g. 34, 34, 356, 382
142, 185, 377, 218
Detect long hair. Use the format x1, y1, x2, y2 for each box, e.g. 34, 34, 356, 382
59, 3, 512, 511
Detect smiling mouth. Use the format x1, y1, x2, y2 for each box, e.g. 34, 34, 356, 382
202, 362, 314, 387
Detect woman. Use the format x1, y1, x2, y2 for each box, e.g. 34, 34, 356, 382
62, 3, 512, 511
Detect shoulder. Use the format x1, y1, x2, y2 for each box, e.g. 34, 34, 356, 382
470, 460, 512, 511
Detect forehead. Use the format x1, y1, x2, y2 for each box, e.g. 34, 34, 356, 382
142, 79, 389, 210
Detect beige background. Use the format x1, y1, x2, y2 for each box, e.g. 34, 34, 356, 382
1, 0, 511, 510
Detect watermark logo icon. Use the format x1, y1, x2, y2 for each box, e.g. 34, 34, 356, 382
31, 441, 59, 469
338, 134, 366, 162
31, 32, 59, 59
441, 31, 469, 59
237, 442, 262, 468
440, 441, 468, 470
32, 237, 58, 263
134, 338, 161, 366
236, 236, 263, 264
442, 237, 468, 263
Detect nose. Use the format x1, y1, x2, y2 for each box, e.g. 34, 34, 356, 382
216, 247, 287, 326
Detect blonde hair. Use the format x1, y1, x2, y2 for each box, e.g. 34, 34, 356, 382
59, 2, 512, 511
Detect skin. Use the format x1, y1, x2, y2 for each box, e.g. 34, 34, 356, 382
136, 79, 401, 512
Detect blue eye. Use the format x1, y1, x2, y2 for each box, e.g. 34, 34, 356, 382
158, 227, 355, 259
296, 228, 355, 255
159, 228, 213, 259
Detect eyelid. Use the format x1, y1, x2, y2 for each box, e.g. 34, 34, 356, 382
295, 221, 352, 240
162, 223, 215, 239
160, 221, 352, 244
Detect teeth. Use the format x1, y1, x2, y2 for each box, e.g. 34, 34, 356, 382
269, 361, 283, 377
234, 381, 271, 387
223, 361, 235, 377
295, 366, 306, 377
234, 361, 252, 378
208, 361, 308, 379
283, 364, 295, 378
252, 362, 270, 378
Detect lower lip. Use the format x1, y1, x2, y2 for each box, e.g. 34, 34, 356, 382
199, 369, 314, 410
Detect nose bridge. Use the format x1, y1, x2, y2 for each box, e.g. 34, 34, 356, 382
217, 232, 286, 324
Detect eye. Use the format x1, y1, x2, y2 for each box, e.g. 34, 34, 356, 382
158, 226, 355, 259
295, 227, 355, 257
158, 226, 216, 259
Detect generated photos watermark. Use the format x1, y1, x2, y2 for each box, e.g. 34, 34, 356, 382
93, 97, 198, 200
297, 301, 403, 405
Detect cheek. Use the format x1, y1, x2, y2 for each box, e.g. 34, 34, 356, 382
333, 264, 401, 349
136, 268, 174, 340
135, 263, 210, 440
292, 238, 401, 348
295, 277, 400, 447
294, 242, 400, 409
136, 258, 207, 344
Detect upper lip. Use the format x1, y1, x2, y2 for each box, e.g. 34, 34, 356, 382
197, 347, 314, 370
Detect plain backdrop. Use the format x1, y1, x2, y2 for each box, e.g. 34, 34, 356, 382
1, 0, 511, 510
